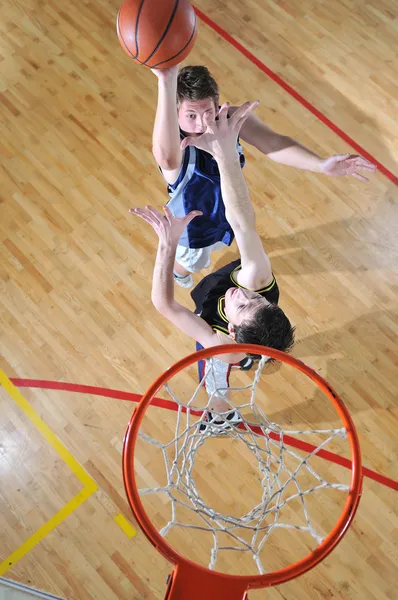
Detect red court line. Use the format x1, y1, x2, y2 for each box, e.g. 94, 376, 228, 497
10, 378, 398, 493
194, 6, 398, 186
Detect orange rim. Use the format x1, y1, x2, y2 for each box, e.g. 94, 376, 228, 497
123, 344, 363, 591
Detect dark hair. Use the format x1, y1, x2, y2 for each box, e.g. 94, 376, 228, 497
177, 66, 219, 107
234, 304, 295, 357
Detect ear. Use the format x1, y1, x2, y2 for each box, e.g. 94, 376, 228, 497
228, 323, 236, 339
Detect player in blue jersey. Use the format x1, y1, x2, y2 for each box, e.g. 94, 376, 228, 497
151, 65, 376, 288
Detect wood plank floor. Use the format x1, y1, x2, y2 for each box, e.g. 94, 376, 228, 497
1, 0, 397, 598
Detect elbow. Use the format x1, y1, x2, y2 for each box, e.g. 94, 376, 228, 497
152, 295, 165, 314
152, 295, 172, 318
225, 212, 255, 233
152, 147, 181, 171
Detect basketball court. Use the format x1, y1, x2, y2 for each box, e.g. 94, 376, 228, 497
1, 0, 397, 598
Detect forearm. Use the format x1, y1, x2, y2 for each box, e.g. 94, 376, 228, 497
151, 240, 176, 312
266, 138, 325, 172
238, 113, 325, 173
151, 236, 218, 348
217, 155, 256, 232
152, 77, 181, 168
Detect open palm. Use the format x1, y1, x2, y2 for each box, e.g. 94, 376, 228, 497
129, 206, 202, 246
321, 154, 377, 181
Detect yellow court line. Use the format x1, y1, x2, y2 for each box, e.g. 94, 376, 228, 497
0, 370, 98, 574
0, 487, 94, 576
114, 513, 137, 538
0, 370, 137, 572
0, 371, 96, 488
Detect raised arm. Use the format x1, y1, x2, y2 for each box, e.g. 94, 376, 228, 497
151, 67, 183, 183
232, 109, 377, 182
181, 102, 272, 290
129, 205, 222, 349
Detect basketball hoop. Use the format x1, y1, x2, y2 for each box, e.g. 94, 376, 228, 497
123, 344, 362, 599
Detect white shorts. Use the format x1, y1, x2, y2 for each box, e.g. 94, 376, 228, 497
175, 241, 227, 273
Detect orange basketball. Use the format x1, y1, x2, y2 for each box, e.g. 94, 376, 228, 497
116, 0, 197, 69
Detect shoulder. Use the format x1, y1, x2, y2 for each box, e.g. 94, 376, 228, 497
235, 262, 273, 292
205, 331, 247, 364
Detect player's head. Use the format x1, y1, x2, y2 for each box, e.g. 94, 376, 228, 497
224, 287, 295, 354
177, 66, 219, 135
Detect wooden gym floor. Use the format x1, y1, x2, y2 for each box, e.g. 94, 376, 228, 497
0, 0, 397, 598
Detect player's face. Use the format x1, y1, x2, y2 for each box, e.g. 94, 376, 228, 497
224, 287, 270, 326
178, 99, 217, 135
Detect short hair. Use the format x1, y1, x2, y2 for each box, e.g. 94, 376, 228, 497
234, 304, 295, 358
177, 66, 219, 107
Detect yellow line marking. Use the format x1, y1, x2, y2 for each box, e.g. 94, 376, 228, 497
0, 487, 94, 575
0, 372, 96, 488
0, 371, 98, 574
114, 513, 137, 538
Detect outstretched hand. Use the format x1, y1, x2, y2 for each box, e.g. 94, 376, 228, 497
321, 154, 377, 181
129, 205, 202, 247
181, 100, 259, 160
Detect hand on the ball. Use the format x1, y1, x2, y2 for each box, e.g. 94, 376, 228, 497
320, 154, 377, 181
129, 205, 202, 247
181, 101, 259, 161
150, 65, 179, 81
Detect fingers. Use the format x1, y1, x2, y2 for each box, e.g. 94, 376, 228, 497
182, 209, 203, 229
203, 110, 218, 134
352, 157, 377, 171
230, 101, 256, 120
129, 206, 164, 228
163, 205, 202, 224
343, 161, 370, 181
336, 154, 377, 171
230, 100, 259, 130
162, 205, 178, 226
217, 102, 230, 124
145, 206, 163, 221
203, 102, 229, 134
162, 205, 173, 220
351, 172, 369, 182
357, 164, 377, 172
134, 206, 163, 223
185, 209, 203, 223
129, 208, 157, 227
129, 207, 154, 218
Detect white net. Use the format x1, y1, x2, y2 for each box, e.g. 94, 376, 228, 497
137, 355, 350, 575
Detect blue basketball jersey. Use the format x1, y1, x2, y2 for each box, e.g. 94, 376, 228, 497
166, 137, 245, 249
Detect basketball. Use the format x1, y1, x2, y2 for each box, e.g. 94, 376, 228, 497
116, 0, 197, 69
